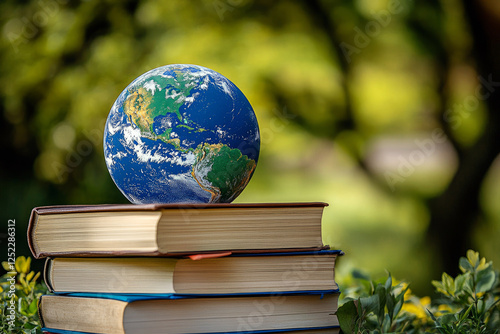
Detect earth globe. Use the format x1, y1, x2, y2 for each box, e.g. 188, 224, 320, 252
103, 64, 260, 204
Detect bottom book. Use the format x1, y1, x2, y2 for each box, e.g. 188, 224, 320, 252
43, 329, 340, 334
39, 293, 339, 334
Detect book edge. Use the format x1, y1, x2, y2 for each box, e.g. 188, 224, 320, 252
41, 290, 340, 301
50, 289, 342, 298
41, 326, 341, 334
33, 246, 330, 259
32, 202, 329, 215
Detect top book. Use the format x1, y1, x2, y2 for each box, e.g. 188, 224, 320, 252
28, 202, 327, 259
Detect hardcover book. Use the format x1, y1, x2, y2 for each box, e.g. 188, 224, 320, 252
28, 203, 327, 259
43, 328, 340, 334
39, 293, 340, 334
44, 250, 343, 295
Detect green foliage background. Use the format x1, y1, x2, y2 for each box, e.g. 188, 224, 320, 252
1, 0, 500, 296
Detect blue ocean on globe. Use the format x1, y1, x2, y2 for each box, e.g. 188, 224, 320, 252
103, 64, 260, 204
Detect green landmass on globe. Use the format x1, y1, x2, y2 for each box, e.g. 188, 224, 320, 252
192, 143, 257, 202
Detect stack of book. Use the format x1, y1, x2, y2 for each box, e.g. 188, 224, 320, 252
28, 202, 343, 334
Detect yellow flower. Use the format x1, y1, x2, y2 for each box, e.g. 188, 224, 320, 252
15, 256, 31, 274
402, 296, 431, 320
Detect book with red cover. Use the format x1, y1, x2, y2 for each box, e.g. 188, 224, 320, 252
28, 202, 328, 259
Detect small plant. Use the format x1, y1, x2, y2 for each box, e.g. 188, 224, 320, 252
336, 271, 421, 333
337, 250, 500, 334
428, 250, 500, 333
0, 256, 49, 334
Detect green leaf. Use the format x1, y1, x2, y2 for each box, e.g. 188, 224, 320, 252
386, 293, 396, 320
396, 284, 409, 302
454, 274, 467, 292
374, 284, 387, 320
19, 297, 30, 316
360, 294, 380, 315
384, 274, 392, 292
462, 276, 475, 297
1, 261, 13, 272
475, 265, 496, 293
352, 269, 371, 281
336, 300, 358, 334
459, 256, 474, 273
393, 299, 403, 318
381, 313, 391, 333
477, 298, 485, 314
432, 280, 447, 295
427, 308, 439, 322
483, 294, 500, 313
23, 323, 37, 330
438, 312, 458, 325
466, 250, 480, 269
443, 272, 455, 296
28, 299, 38, 315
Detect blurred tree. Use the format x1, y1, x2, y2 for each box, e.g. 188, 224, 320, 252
283, 0, 500, 276
1, 0, 499, 286
425, 0, 500, 275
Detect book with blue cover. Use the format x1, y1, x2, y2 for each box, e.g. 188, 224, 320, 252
39, 292, 340, 334
44, 250, 343, 295
42, 327, 340, 334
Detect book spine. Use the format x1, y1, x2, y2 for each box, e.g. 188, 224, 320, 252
43, 258, 55, 293
26, 209, 39, 259
38, 295, 46, 328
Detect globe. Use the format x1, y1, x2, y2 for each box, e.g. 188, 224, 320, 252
103, 64, 260, 204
